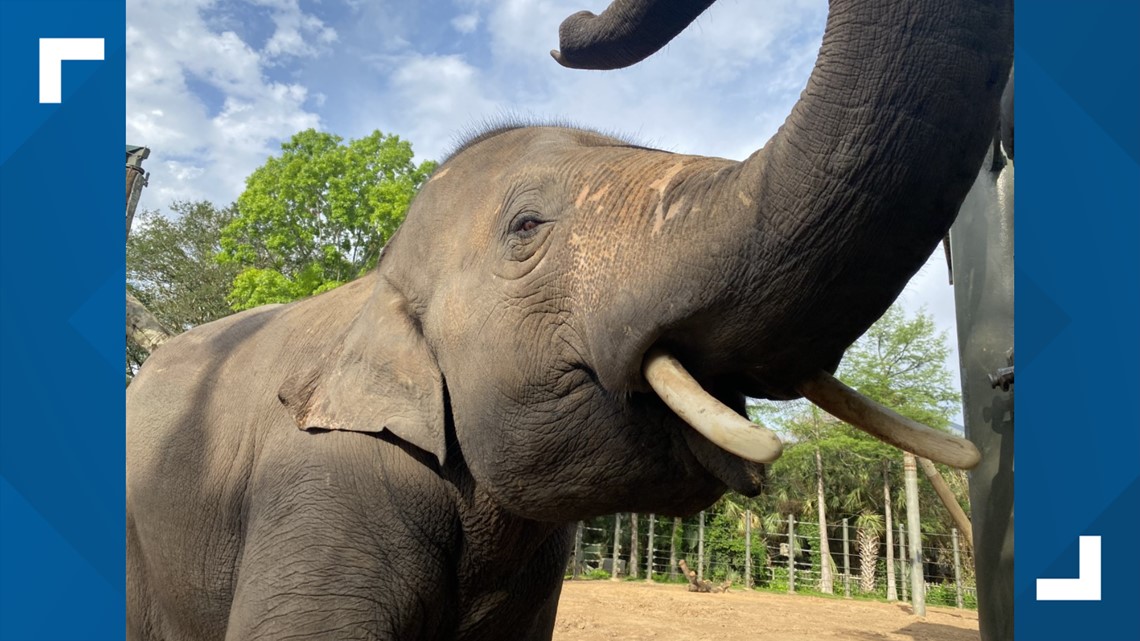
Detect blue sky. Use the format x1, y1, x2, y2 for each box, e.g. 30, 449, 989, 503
125, 0, 965, 410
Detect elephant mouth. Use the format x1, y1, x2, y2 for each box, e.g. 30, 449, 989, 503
641, 347, 983, 471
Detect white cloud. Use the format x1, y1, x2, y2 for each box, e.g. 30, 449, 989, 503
259, 0, 339, 59
385, 53, 502, 160
451, 12, 480, 34
126, 0, 323, 212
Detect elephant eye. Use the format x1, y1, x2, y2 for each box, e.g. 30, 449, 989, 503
510, 214, 545, 237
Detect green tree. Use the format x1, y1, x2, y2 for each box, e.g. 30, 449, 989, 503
748, 304, 964, 593
127, 201, 241, 377
220, 129, 437, 310
840, 304, 960, 430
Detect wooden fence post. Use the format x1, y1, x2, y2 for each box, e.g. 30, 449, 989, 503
630, 513, 639, 579
744, 509, 753, 589
842, 517, 851, 598
899, 523, 908, 602
573, 521, 584, 579
646, 514, 656, 582
611, 513, 622, 580
669, 517, 681, 581
787, 514, 796, 594
952, 527, 964, 608
698, 510, 706, 581
904, 452, 926, 616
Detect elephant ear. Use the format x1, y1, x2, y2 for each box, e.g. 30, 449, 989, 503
278, 276, 447, 465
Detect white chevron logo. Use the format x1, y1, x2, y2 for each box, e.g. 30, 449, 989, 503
39, 38, 104, 103
1036, 535, 1102, 601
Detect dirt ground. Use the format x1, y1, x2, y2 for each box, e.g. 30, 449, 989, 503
553, 581, 979, 641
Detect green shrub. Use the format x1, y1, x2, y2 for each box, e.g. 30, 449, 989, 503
580, 568, 611, 580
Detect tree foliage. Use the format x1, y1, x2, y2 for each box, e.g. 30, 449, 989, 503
744, 305, 968, 589
126, 201, 241, 376
219, 129, 437, 310
755, 304, 962, 521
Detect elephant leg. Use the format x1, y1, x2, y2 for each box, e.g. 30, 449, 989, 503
516, 579, 565, 641
223, 501, 455, 640
126, 514, 157, 641
223, 435, 459, 640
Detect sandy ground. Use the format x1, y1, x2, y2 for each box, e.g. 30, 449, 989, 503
553, 581, 979, 641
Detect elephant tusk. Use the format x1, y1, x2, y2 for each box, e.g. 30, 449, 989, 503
643, 349, 783, 464
797, 370, 982, 470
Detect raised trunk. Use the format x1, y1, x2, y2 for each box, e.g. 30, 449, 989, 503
729, 0, 1012, 396
552, 0, 715, 70
556, 0, 1012, 401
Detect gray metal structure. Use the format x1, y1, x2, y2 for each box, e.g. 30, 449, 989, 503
125, 145, 150, 240
950, 144, 1014, 641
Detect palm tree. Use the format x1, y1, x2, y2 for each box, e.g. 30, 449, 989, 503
856, 512, 885, 594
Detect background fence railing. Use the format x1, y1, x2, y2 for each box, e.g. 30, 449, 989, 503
566, 512, 976, 610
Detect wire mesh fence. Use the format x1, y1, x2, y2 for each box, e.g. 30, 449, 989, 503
567, 512, 977, 610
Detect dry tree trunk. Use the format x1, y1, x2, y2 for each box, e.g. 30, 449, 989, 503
884, 462, 897, 600
815, 448, 833, 594
677, 560, 731, 593
917, 456, 974, 548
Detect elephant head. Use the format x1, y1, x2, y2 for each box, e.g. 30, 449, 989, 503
291, 0, 1011, 522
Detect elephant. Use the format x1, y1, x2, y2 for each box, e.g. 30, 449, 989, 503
125, 0, 1012, 639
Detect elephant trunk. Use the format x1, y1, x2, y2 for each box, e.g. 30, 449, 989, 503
551, 0, 716, 70
555, 0, 1008, 470
656, 0, 1007, 468
722, 0, 1012, 396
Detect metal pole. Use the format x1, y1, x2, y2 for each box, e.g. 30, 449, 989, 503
611, 513, 622, 580
573, 521, 584, 579
745, 509, 753, 589
952, 527, 964, 609
646, 514, 656, 582
950, 148, 1015, 641
669, 517, 680, 581
787, 514, 795, 594
904, 452, 926, 616
697, 510, 705, 581
125, 146, 150, 241
842, 517, 851, 598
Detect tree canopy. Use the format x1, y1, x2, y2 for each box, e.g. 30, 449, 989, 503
219, 129, 437, 310
126, 201, 241, 376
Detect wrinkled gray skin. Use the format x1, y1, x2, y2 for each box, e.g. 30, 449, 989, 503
126, 0, 1012, 638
